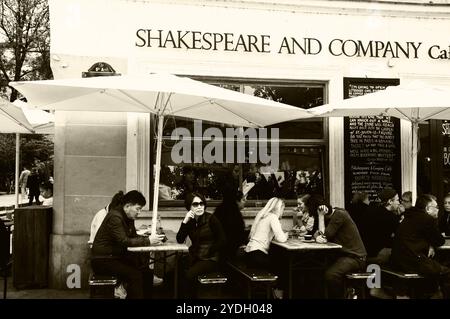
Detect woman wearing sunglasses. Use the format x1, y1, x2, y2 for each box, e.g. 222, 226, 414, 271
176, 192, 226, 297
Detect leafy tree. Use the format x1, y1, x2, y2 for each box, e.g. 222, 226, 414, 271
0, 0, 53, 193
0, 0, 51, 101
0, 133, 53, 192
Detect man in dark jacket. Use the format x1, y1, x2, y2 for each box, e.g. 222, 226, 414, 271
360, 188, 402, 265
315, 198, 367, 299
390, 194, 450, 298
91, 190, 165, 299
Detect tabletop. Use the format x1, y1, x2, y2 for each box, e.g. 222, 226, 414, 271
128, 229, 189, 253
437, 238, 450, 250
272, 238, 342, 251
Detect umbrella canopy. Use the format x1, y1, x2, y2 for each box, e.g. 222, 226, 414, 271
10, 73, 310, 127
11, 73, 313, 234
0, 99, 54, 208
0, 99, 34, 209
309, 81, 450, 123
13, 100, 54, 134
0, 99, 35, 133
309, 81, 450, 204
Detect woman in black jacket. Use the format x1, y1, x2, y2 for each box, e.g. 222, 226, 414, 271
177, 192, 226, 296
214, 190, 248, 262
91, 190, 165, 299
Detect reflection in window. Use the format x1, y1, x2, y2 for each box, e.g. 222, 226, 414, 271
156, 146, 324, 201
152, 79, 326, 204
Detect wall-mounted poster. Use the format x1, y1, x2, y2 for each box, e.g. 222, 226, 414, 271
343, 77, 401, 205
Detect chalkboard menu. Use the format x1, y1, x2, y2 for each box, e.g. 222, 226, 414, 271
344, 78, 401, 204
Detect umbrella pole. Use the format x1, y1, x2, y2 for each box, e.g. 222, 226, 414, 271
15, 133, 20, 208
411, 122, 418, 205
151, 114, 164, 235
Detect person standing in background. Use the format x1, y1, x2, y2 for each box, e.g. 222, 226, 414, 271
27, 167, 42, 205
18, 166, 31, 199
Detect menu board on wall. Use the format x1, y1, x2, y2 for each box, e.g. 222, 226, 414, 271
343, 78, 401, 205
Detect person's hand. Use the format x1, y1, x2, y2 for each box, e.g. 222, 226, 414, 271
317, 205, 328, 216
315, 234, 327, 244
149, 233, 165, 245
183, 210, 195, 224
428, 246, 435, 258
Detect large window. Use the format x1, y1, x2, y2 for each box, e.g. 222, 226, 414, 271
151, 78, 327, 206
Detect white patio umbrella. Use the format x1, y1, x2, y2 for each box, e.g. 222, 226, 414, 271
0, 99, 35, 209
309, 81, 450, 203
13, 99, 54, 134
1, 99, 54, 208
10, 73, 312, 234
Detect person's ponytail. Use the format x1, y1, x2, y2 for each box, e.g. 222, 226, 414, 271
109, 191, 125, 211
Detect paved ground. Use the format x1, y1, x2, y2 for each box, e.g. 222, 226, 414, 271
0, 193, 37, 208
1, 276, 89, 299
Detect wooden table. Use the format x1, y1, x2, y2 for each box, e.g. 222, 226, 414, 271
128, 230, 188, 298
271, 238, 342, 299
438, 237, 450, 250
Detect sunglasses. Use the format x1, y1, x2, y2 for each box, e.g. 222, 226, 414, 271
191, 201, 205, 208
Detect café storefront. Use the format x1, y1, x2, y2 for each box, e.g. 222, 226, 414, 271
47, 0, 450, 288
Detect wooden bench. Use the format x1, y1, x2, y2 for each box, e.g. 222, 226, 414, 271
227, 260, 278, 299
88, 272, 118, 299
344, 273, 374, 299
381, 267, 433, 298
197, 272, 228, 299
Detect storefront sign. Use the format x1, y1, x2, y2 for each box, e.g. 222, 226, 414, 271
135, 29, 449, 60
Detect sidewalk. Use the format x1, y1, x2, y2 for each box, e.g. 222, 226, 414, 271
1, 276, 89, 299
0, 193, 31, 208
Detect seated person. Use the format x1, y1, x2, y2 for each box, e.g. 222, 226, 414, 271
439, 193, 450, 236
360, 188, 402, 265
390, 194, 450, 298
401, 191, 413, 211
245, 197, 288, 298
292, 194, 314, 236
314, 196, 367, 299
40, 181, 53, 206
0, 219, 9, 269
176, 192, 226, 297
346, 191, 370, 233
91, 190, 165, 299
88, 192, 163, 292
214, 190, 248, 262
88, 192, 124, 246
